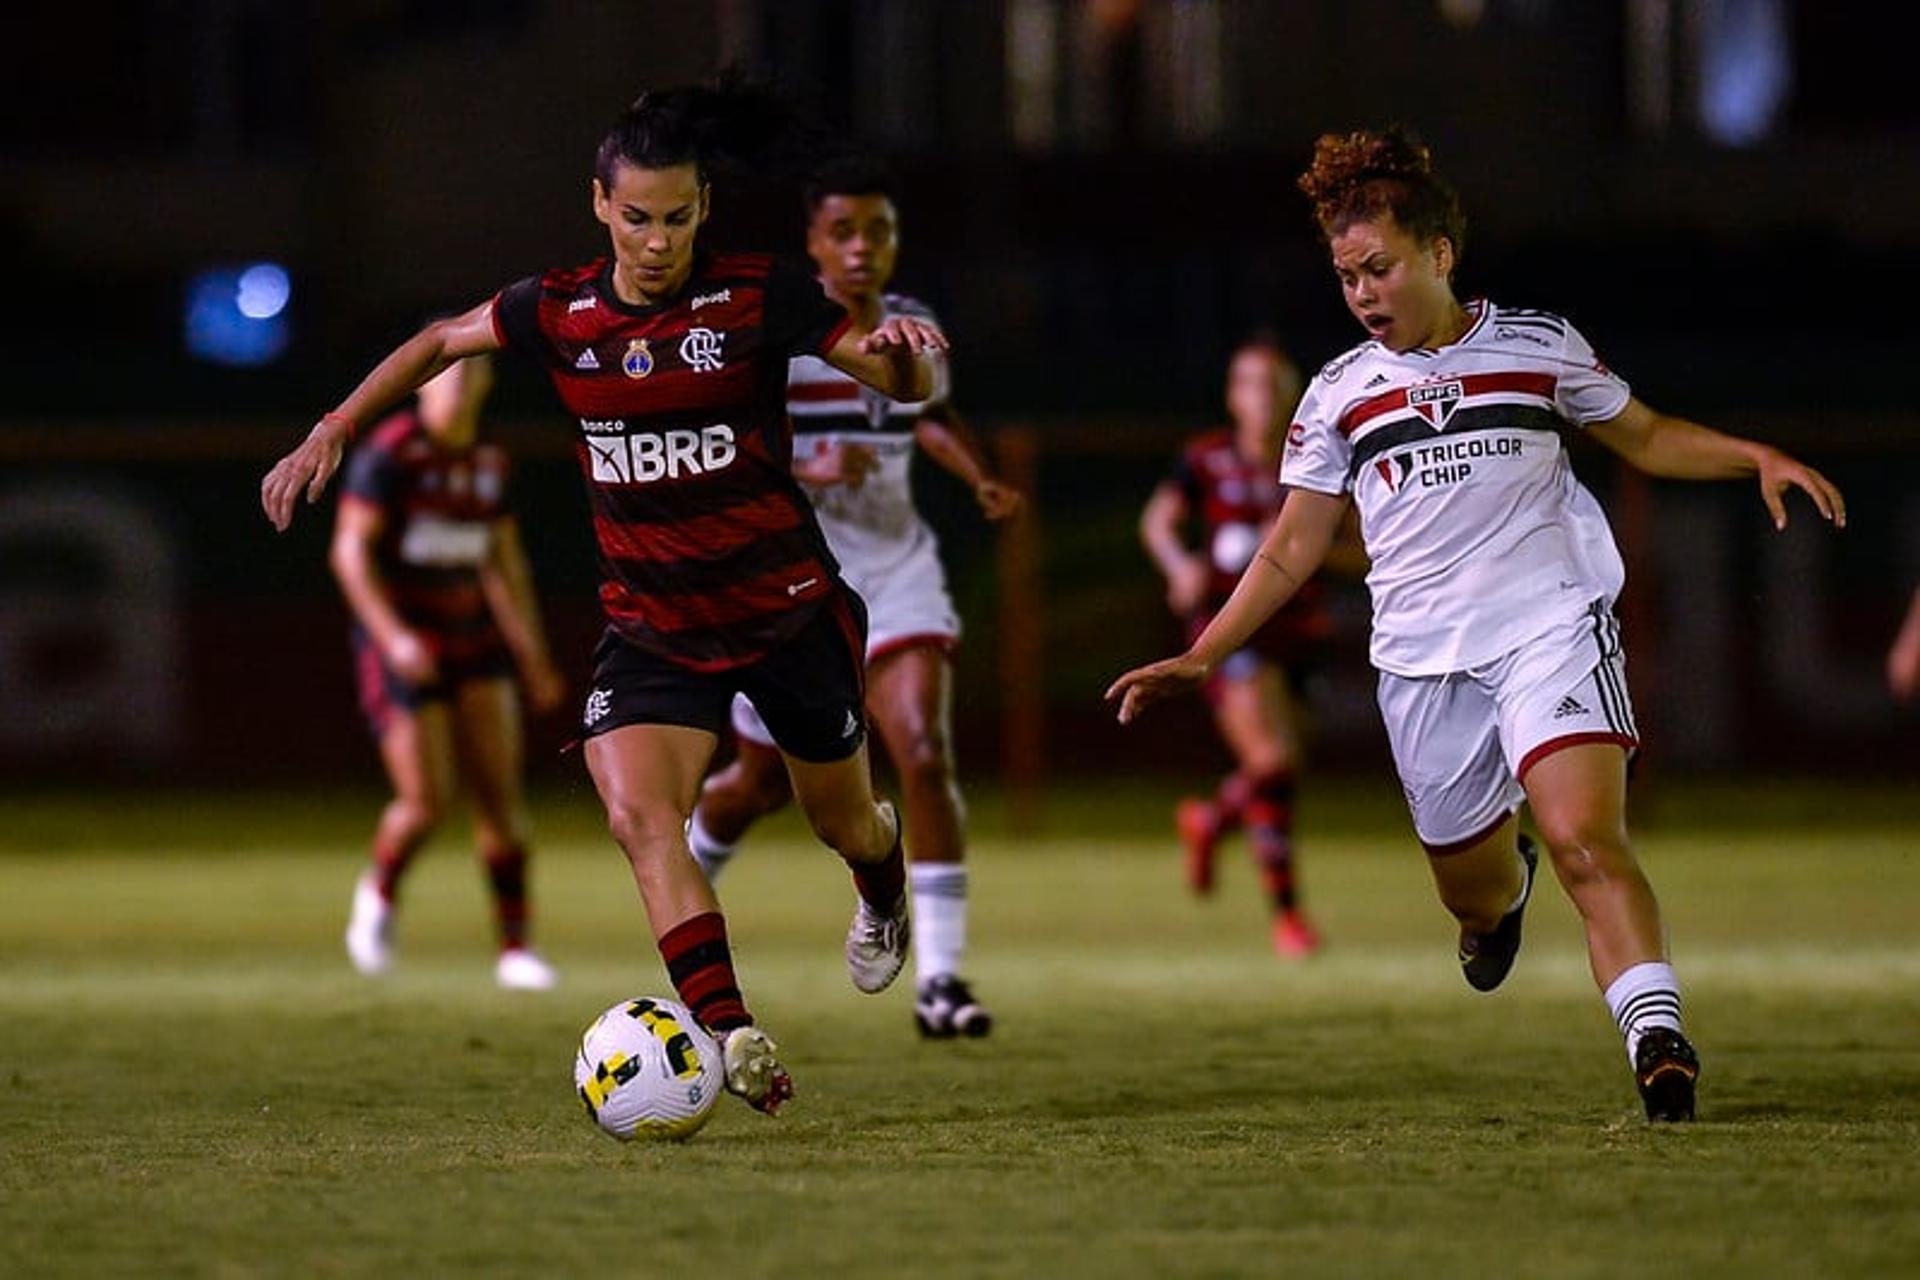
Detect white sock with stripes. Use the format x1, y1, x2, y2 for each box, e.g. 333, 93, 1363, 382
687, 811, 736, 882
1604, 961, 1684, 1064
909, 862, 968, 984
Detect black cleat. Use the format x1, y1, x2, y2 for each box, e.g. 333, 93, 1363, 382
1634, 1028, 1700, 1122
1459, 834, 1538, 992
914, 974, 993, 1039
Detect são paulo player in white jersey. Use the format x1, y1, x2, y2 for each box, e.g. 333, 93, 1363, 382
690, 154, 1022, 1039
1109, 126, 1845, 1122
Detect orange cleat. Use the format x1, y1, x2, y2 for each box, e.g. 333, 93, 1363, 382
1271, 910, 1322, 958
1176, 798, 1220, 895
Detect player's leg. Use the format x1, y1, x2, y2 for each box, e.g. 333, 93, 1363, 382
346, 641, 456, 975
450, 674, 555, 990
1504, 606, 1695, 1119
1212, 657, 1318, 955
745, 594, 909, 995
867, 642, 990, 1036
687, 697, 794, 881
1379, 668, 1536, 990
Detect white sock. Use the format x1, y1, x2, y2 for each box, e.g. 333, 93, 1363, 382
1603, 961, 1684, 1064
909, 862, 968, 984
687, 811, 736, 882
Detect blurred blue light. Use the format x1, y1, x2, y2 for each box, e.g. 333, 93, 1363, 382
236, 263, 291, 319
185, 263, 291, 367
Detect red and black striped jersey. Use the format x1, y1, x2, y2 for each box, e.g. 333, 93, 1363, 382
1168, 428, 1326, 638
492, 251, 853, 671
339, 410, 509, 664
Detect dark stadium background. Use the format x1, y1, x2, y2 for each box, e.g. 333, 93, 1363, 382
4, 0, 1915, 796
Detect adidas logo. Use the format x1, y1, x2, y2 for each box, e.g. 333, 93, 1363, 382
1364, 372, 1389, 388
1552, 695, 1589, 719
574, 347, 600, 370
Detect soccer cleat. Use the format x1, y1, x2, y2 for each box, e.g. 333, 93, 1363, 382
719, 1026, 794, 1115
1634, 1027, 1700, 1122
1271, 910, 1322, 958
846, 896, 912, 994
1459, 834, 1538, 992
1176, 798, 1221, 895
344, 871, 395, 976
914, 974, 993, 1039
494, 947, 558, 991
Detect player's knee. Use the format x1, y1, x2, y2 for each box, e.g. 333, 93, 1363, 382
1241, 742, 1295, 780
1537, 814, 1634, 886
390, 794, 445, 840
603, 798, 684, 864
894, 729, 955, 795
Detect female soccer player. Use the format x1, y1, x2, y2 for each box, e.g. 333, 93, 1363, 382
332, 354, 565, 990
1108, 127, 1846, 1121
262, 83, 947, 1116
1139, 337, 1339, 958
688, 155, 1020, 1040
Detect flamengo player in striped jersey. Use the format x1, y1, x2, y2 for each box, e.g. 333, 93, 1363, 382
1109, 127, 1846, 1122
262, 83, 949, 1117
332, 354, 566, 990
688, 155, 1021, 1039
1140, 336, 1345, 958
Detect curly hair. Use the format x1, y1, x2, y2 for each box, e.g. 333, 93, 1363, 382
802, 150, 897, 216
1296, 125, 1467, 259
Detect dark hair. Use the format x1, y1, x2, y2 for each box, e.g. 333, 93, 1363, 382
802, 151, 897, 216
1232, 328, 1294, 367
593, 75, 826, 189
1296, 125, 1467, 262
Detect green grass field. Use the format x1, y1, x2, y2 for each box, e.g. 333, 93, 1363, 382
2, 779, 1916, 1278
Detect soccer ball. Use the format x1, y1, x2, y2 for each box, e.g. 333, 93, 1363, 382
574, 997, 724, 1142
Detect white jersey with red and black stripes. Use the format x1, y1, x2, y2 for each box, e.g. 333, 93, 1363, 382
787, 292, 951, 576
1281, 300, 1632, 676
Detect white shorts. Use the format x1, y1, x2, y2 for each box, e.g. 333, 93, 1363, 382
731, 524, 959, 748
1377, 601, 1638, 852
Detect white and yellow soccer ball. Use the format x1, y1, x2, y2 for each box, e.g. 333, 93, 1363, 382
574, 997, 724, 1142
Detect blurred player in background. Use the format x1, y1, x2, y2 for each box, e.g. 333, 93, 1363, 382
1109, 126, 1846, 1122
263, 82, 947, 1116
1888, 586, 1920, 700
1139, 336, 1359, 958
688, 155, 1019, 1039
331, 354, 566, 990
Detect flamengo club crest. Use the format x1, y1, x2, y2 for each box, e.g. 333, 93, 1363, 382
679, 326, 725, 373
622, 338, 654, 379
1408, 379, 1464, 427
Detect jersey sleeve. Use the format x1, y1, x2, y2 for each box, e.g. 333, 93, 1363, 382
1279, 379, 1353, 496
765, 258, 853, 356
340, 439, 401, 510
1555, 319, 1632, 425
491, 275, 548, 363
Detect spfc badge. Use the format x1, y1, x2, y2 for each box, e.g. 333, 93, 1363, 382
1408, 379, 1464, 428
622, 338, 655, 379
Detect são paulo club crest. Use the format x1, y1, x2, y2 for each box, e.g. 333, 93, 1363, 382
622, 338, 655, 379
1408, 379, 1464, 427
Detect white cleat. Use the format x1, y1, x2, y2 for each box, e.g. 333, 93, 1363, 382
344, 871, 394, 976
720, 1026, 794, 1114
494, 947, 558, 991
845, 896, 911, 994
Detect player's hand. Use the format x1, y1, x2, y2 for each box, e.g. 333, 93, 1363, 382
1756, 446, 1846, 532
261, 416, 352, 531
523, 659, 567, 716
794, 441, 878, 489
1166, 556, 1210, 614
858, 316, 948, 355
385, 631, 440, 686
1105, 653, 1211, 725
974, 479, 1023, 521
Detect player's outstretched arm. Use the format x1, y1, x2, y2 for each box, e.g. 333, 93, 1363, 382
329, 498, 438, 686
914, 405, 1023, 520
1107, 488, 1348, 724
261, 301, 504, 531
1587, 397, 1847, 531
481, 517, 566, 715
1138, 482, 1208, 614
824, 315, 946, 405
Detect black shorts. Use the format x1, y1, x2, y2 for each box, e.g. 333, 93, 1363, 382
350, 627, 516, 737
581, 592, 869, 764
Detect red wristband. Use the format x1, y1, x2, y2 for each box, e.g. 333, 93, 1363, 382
321, 411, 357, 442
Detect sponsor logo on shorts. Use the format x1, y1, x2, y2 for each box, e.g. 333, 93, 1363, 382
1553, 694, 1589, 720
583, 688, 612, 727
842, 708, 859, 739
